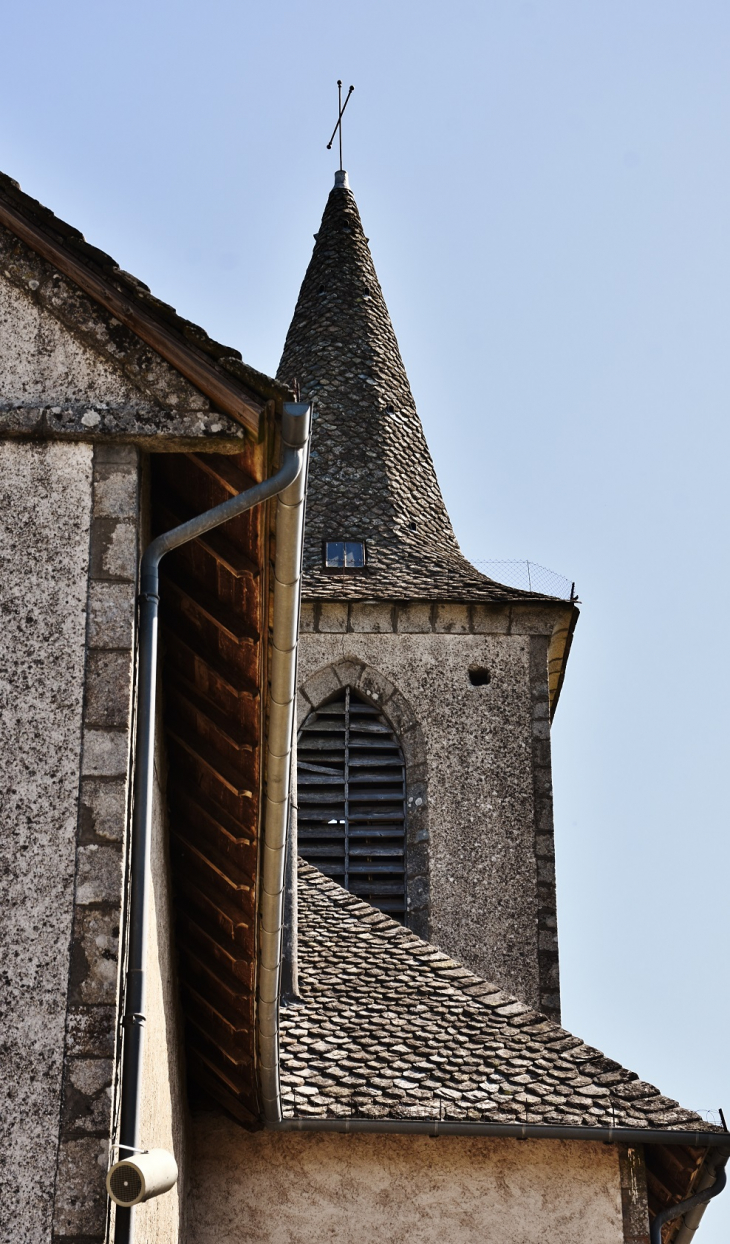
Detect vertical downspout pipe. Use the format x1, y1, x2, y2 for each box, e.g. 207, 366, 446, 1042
258, 410, 310, 1124
649, 1156, 727, 1244
114, 403, 311, 1244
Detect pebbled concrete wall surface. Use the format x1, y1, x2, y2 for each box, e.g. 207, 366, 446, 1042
0, 276, 149, 409
297, 601, 560, 1016
0, 438, 187, 1244
0, 441, 93, 1244
0, 236, 248, 448
187, 1116, 625, 1244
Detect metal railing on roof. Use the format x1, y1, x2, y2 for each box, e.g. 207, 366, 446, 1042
473, 560, 576, 601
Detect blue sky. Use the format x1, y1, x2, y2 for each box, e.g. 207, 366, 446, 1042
4, 0, 729, 1233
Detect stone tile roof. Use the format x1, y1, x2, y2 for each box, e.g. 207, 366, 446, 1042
277, 178, 551, 604
0, 169, 289, 428
281, 862, 715, 1133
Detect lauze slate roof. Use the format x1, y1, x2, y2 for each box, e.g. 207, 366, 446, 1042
277, 178, 548, 604
280, 862, 715, 1132
0, 169, 289, 435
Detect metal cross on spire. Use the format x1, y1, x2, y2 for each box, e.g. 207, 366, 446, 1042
327, 80, 354, 171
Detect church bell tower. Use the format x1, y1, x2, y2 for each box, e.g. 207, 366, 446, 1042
279, 170, 577, 1021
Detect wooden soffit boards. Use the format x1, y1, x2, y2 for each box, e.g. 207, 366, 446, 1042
645, 1143, 708, 1242
152, 438, 273, 1127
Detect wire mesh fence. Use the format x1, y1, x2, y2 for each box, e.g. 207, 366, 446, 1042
695, 1108, 727, 1129
473, 560, 576, 601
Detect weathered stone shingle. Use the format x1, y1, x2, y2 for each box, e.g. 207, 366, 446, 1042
281, 862, 717, 1134
278, 179, 555, 603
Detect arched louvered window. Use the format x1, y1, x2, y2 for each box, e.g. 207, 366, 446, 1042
297, 687, 407, 920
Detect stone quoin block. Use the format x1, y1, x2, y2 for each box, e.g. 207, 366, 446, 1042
52, 1136, 109, 1237
81, 728, 129, 777
87, 580, 136, 648
67, 907, 120, 1007
470, 603, 511, 634
65, 1006, 117, 1059
88, 517, 138, 581
83, 649, 134, 729
74, 843, 124, 906
395, 602, 432, 633
316, 600, 349, 633
78, 778, 128, 843
92, 460, 139, 519
60, 1057, 114, 1134
433, 603, 471, 634
298, 602, 316, 633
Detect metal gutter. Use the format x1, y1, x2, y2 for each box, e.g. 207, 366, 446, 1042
271, 1114, 729, 1233
257, 408, 310, 1125
269, 1116, 730, 1148
114, 402, 311, 1244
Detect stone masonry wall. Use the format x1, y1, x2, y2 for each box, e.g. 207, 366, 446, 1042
0, 255, 266, 1243
297, 600, 561, 1018
0, 231, 248, 448
0, 442, 94, 1244
52, 445, 139, 1244
0, 437, 186, 1244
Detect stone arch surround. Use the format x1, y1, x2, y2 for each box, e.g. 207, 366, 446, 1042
297, 658, 430, 938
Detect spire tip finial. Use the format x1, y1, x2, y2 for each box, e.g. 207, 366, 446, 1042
334, 169, 349, 189
326, 81, 355, 172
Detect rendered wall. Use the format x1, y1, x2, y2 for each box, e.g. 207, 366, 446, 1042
126, 710, 188, 1244
0, 277, 147, 408
0, 441, 93, 1244
297, 601, 562, 1015
187, 1115, 625, 1244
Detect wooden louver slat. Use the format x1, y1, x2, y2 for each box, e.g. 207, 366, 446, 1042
297, 688, 407, 919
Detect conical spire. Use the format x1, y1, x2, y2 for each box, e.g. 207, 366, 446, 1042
278, 175, 523, 601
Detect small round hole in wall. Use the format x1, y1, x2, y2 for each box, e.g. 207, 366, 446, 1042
468, 666, 491, 687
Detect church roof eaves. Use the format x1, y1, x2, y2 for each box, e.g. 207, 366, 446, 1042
281, 862, 723, 1143
0, 170, 292, 435
302, 575, 569, 605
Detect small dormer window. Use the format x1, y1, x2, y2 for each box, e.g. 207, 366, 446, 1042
324, 540, 366, 570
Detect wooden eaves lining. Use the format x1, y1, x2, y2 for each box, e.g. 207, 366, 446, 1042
152, 437, 274, 1126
